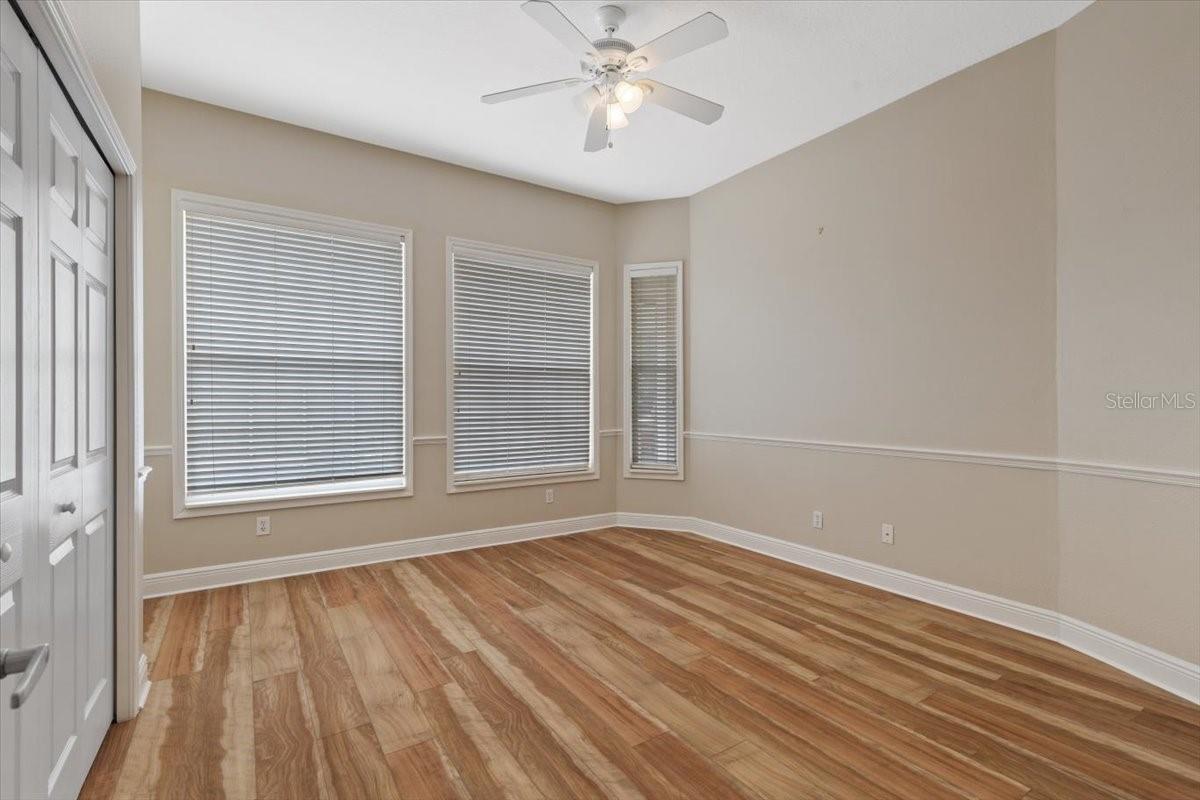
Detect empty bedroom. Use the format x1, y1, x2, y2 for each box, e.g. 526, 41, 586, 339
0, 0, 1197, 798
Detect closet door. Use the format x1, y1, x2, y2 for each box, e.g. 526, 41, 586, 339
36, 50, 115, 800
1, 2, 46, 796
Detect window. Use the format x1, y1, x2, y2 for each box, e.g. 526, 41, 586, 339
447, 238, 597, 490
173, 191, 411, 513
624, 261, 683, 478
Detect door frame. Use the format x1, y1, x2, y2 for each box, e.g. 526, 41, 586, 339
16, 0, 145, 722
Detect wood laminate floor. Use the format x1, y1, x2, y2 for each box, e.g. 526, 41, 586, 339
80, 527, 1200, 799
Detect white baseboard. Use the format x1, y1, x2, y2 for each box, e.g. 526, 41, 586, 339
615, 512, 1200, 705
143, 512, 618, 597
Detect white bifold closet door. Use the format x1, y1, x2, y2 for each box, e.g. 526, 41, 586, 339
0, 3, 116, 798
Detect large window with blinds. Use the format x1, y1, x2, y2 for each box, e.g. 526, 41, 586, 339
623, 261, 684, 478
173, 192, 412, 511
447, 238, 597, 490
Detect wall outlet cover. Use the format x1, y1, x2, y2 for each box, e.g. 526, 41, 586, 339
881, 522, 894, 545
812, 511, 824, 529
256, 516, 271, 536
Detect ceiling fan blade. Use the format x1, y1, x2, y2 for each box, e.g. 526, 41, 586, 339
482, 78, 584, 104
627, 12, 728, 71
584, 95, 609, 152
639, 80, 724, 124
522, 0, 599, 62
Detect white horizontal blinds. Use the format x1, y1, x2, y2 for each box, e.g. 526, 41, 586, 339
452, 246, 594, 482
629, 268, 679, 470
183, 210, 406, 499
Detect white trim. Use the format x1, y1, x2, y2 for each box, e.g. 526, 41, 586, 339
16, 0, 136, 174
170, 190, 415, 518
445, 236, 600, 493
143, 512, 619, 596
17, 0, 145, 723
613, 512, 1200, 704
685, 431, 1200, 488
136, 653, 150, 709
623, 262, 684, 481
414, 435, 447, 446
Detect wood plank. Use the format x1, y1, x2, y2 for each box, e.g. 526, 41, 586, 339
207, 584, 247, 631
254, 671, 332, 800
322, 723, 403, 799
248, 578, 301, 681
633, 733, 752, 800
124, 625, 256, 798
339, 628, 433, 753
361, 589, 451, 692
78, 718, 137, 800
326, 601, 375, 641
417, 683, 524, 800
391, 560, 481, 651
443, 650, 609, 800
142, 594, 174, 672
149, 590, 209, 680
285, 574, 371, 737
385, 740, 470, 800
374, 562, 465, 659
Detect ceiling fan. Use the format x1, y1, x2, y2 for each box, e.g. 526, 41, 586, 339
482, 1, 729, 152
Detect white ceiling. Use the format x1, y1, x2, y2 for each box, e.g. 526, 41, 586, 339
140, 0, 1089, 203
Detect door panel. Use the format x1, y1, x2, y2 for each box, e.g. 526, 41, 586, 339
50, 253, 76, 469
0, 3, 44, 798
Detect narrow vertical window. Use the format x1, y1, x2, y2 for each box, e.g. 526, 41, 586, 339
624, 261, 683, 478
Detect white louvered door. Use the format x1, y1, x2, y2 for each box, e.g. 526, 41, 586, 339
448, 239, 597, 488
1, 6, 116, 797
624, 261, 683, 478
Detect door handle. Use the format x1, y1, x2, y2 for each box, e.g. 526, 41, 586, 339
0, 542, 11, 563
0, 644, 50, 709
57, 502, 76, 514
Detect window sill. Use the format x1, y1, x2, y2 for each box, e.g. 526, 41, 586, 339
447, 469, 599, 494
623, 466, 685, 481
174, 479, 411, 519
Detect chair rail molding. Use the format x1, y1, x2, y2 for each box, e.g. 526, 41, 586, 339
684, 431, 1200, 488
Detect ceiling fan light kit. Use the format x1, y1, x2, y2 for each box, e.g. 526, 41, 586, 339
482, 0, 729, 152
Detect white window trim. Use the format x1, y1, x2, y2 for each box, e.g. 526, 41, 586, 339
445, 236, 600, 493
170, 189, 414, 518
623, 261, 685, 480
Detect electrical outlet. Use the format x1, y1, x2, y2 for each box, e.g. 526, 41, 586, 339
256, 516, 271, 536
545, 489, 554, 504
881, 523, 894, 545
812, 510, 823, 530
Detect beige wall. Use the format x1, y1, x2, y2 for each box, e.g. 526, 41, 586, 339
1055, 0, 1200, 661
629, 34, 1063, 610
141, 90, 620, 573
